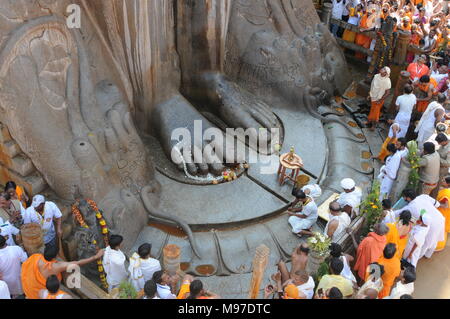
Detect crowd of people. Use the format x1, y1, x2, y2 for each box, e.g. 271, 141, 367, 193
2, 0, 450, 300
278, 0, 450, 298
0, 182, 222, 299
331, 0, 450, 62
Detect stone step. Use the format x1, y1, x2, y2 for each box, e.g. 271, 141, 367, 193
3, 141, 20, 158
9, 154, 35, 176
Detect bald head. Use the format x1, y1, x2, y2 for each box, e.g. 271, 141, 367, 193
374, 223, 389, 236
329, 201, 341, 215
294, 270, 310, 284
363, 288, 379, 299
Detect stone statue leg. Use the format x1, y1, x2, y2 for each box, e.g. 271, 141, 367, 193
176, 0, 282, 151
88, 0, 245, 176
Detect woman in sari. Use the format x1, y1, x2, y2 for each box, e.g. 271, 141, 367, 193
5, 181, 29, 209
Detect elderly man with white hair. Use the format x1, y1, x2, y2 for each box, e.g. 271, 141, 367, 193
337, 178, 362, 219
22, 194, 63, 249
366, 67, 391, 130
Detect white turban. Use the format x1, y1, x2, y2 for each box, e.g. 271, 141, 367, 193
32, 194, 45, 208
341, 178, 356, 190
302, 184, 322, 199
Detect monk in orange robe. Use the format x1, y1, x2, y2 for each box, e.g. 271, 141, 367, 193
414, 75, 434, 113
377, 243, 401, 298
355, 12, 373, 60
350, 223, 388, 282
385, 210, 412, 259
21, 246, 104, 299
407, 56, 430, 83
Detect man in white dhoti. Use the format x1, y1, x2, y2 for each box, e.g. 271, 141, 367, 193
129, 243, 161, 291
103, 235, 129, 292
324, 201, 351, 243
394, 84, 416, 139
379, 144, 401, 201
337, 178, 362, 219
394, 190, 445, 259
287, 189, 318, 237
403, 213, 430, 267
415, 94, 446, 151
0, 235, 27, 297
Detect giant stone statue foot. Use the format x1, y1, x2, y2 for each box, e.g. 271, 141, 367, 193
151, 93, 245, 177
187, 72, 282, 153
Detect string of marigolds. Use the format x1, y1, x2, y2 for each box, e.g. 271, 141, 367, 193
377, 32, 388, 69
71, 200, 109, 290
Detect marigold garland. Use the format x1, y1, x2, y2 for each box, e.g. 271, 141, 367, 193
71, 199, 109, 290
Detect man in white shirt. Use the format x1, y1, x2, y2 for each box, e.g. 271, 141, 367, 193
103, 234, 129, 292
403, 213, 430, 267
0, 235, 27, 297
143, 279, 159, 299
394, 84, 416, 138
129, 243, 162, 291
153, 270, 179, 299
388, 267, 416, 299
431, 63, 448, 85
379, 143, 402, 200
330, 0, 346, 36
381, 199, 396, 225
394, 190, 445, 259
0, 218, 19, 246
23, 195, 62, 249
415, 94, 446, 151
337, 178, 362, 218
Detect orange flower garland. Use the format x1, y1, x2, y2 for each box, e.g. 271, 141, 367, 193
71, 199, 109, 290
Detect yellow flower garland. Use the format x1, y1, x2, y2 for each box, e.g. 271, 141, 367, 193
71, 200, 109, 290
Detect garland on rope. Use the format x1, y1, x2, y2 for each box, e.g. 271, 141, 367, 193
71, 199, 109, 290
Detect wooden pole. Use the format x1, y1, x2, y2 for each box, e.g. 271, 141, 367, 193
320, 3, 332, 26
393, 31, 411, 66
247, 244, 270, 299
